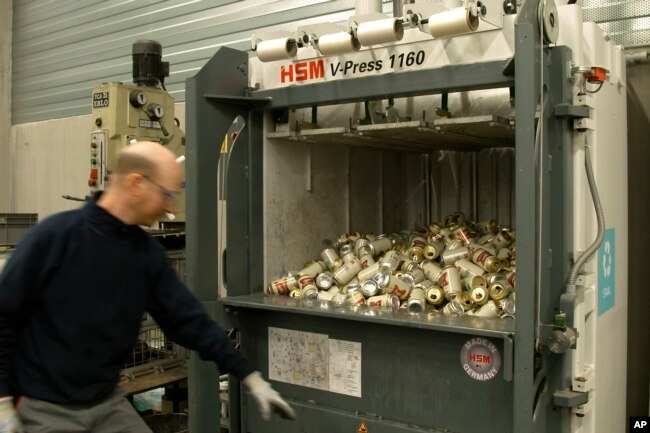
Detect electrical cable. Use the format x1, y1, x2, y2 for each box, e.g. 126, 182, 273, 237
585, 82, 604, 94
566, 135, 606, 290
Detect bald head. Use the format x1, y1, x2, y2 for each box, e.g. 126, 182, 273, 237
114, 141, 177, 180
98, 141, 184, 226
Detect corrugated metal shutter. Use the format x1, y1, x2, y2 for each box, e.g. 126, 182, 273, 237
11, 0, 364, 124
12, 0, 650, 124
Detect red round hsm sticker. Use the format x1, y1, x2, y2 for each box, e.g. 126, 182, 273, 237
460, 337, 501, 381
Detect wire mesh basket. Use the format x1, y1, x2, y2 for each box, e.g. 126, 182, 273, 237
121, 250, 189, 381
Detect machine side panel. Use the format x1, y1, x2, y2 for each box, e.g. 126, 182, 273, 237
588, 60, 628, 433
232, 308, 514, 433
185, 47, 251, 433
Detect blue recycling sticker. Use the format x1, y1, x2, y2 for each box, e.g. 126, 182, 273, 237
598, 228, 616, 315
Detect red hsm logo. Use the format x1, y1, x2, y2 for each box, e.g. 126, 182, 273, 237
469, 353, 491, 363
280, 60, 325, 83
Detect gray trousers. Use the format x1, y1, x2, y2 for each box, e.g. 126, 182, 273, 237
17, 389, 152, 433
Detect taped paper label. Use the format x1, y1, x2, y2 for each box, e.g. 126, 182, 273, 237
268, 327, 362, 397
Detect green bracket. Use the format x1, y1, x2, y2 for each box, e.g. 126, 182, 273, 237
553, 389, 588, 408
554, 103, 589, 118
503, 334, 514, 382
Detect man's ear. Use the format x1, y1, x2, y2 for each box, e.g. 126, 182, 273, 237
124, 172, 144, 195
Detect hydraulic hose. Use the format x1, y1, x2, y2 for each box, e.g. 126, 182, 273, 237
566, 135, 605, 291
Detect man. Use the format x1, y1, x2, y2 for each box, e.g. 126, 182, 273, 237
0, 142, 294, 432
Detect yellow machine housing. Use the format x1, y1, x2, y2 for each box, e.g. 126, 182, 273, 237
90, 82, 185, 222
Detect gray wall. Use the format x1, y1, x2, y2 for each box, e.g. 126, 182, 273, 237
626, 62, 650, 420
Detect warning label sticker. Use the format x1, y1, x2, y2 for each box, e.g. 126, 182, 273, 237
357, 420, 369, 432
329, 339, 361, 397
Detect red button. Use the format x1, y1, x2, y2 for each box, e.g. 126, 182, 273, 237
90, 168, 99, 179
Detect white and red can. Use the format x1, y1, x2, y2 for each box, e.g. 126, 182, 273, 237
386, 275, 412, 300
441, 246, 470, 266
379, 250, 400, 273
358, 252, 376, 269
488, 281, 512, 301
332, 260, 362, 286
369, 237, 393, 257
436, 265, 462, 300
316, 271, 334, 290
469, 285, 489, 306
357, 261, 381, 282
462, 275, 487, 292
337, 231, 363, 248
361, 279, 380, 297
442, 298, 465, 315
472, 248, 502, 273
267, 275, 298, 296
492, 229, 514, 249
321, 247, 343, 271
467, 300, 499, 318
425, 285, 445, 305
299, 260, 327, 277
421, 260, 443, 282
407, 287, 427, 314
367, 293, 400, 308
339, 244, 357, 266
444, 212, 466, 227
423, 239, 444, 260
402, 269, 425, 287
348, 289, 366, 305
452, 226, 475, 245
474, 219, 499, 235
505, 271, 516, 289
455, 258, 485, 278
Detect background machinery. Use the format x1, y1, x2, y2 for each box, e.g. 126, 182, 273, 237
89, 39, 185, 222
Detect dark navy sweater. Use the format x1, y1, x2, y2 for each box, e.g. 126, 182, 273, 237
0, 195, 254, 404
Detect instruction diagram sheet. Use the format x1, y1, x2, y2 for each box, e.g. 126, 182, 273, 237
268, 327, 362, 397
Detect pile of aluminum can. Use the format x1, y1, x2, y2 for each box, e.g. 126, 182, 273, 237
266, 212, 516, 318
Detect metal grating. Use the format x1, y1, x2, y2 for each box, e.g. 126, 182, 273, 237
582, 0, 648, 22
581, 0, 650, 48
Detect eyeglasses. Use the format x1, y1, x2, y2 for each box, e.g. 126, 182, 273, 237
140, 174, 180, 203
